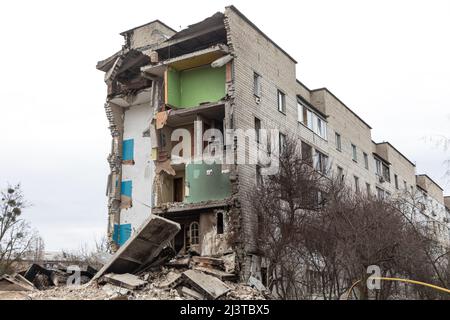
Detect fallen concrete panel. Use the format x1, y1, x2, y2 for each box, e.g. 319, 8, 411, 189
182, 270, 230, 299
93, 214, 180, 280
192, 256, 225, 270
0, 274, 35, 291
180, 286, 205, 300
157, 271, 182, 289
104, 273, 146, 290
193, 266, 237, 282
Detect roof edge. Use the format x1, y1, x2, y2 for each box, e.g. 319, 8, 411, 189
416, 174, 444, 192
311, 87, 372, 129
226, 5, 297, 64
120, 19, 177, 36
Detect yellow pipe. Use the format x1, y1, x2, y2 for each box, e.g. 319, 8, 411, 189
346, 277, 450, 300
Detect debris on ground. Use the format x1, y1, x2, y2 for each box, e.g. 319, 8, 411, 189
0, 216, 268, 300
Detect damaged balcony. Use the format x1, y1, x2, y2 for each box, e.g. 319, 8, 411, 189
153, 102, 231, 213
142, 44, 232, 109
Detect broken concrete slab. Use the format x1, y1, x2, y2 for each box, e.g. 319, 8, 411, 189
192, 256, 225, 271
247, 276, 266, 292
156, 271, 182, 289
92, 214, 180, 280
24, 264, 52, 283
165, 256, 191, 268
104, 273, 147, 290
180, 286, 205, 300
0, 274, 35, 291
192, 266, 237, 282
102, 283, 131, 296
182, 270, 230, 300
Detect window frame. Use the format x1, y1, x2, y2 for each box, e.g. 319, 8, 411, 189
277, 89, 286, 114
253, 72, 262, 97
335, 133, 342, 151
363, 152, 369, 169
351, 144, 358, 162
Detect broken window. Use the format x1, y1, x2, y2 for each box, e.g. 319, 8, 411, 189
277, 90, 286, 113
315, 150, 328, 175
301, 141, 313, 166
216, 211, 224, 235
189, 222, 199, 246
253, 72, 262, 97
173, 177, 184, 202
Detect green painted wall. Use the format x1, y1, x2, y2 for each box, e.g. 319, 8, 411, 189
167, 65, 226, 108
185, 162, 231, 203
167, 68, 180, 107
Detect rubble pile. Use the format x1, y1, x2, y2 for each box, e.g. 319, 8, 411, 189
0, 216, 269, 300
0, 256, 268, 300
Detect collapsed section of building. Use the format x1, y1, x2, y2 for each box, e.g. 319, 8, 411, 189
97, 12, 241, 274
97, 6, 450, 284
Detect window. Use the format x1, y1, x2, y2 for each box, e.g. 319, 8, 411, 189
404, 181, 407, 190
302, 107, 327, 140
297, 99, 306, 123
337, 166, 344, 182
366, 183, 371, 195
375, 158, 382, 176
335, 133, 342, 151
352, 144, 357, 162
306, 109, 314, 130
363, 153, 369, 169
316, 117, 327, 139
254, 117, 261, 143
277, 90, 286, 113
216, 212, 224, 235
189, 222, 199, 245
395, 174, 399, 189
301, 141, 313, 165
354, 176, 360, 193
256, 165, 263, 186
279, 132, 286, 154
382, 163, 391, 182
315, 151, 328, 174
253, 72, 261, 97
376, 187, 384, 200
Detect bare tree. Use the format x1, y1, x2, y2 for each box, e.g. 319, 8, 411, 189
250, 136, 449, 300
0, 184, 39, 275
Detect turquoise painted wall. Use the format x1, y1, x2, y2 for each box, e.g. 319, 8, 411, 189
185, 162, 231, 203
167, 65, 226, 108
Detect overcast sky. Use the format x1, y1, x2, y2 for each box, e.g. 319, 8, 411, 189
0, 0, 449, 251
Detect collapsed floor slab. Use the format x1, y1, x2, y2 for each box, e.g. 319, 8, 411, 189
93, 215, 180, 280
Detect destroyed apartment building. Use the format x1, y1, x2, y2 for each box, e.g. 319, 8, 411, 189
97, 5, 450, 284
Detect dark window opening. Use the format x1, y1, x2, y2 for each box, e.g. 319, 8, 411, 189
173, 178, 184, 202
217, 211, 224, 234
